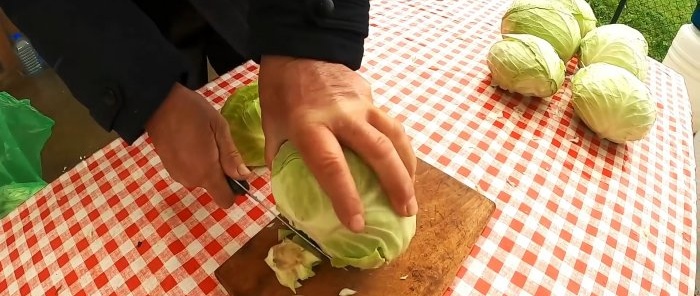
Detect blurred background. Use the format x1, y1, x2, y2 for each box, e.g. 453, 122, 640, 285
0, 8, 219, 184
0, 9, 119, 184
589, 0, 698, 61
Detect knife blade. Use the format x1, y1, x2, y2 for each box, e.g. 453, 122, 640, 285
226, 176, 333, 261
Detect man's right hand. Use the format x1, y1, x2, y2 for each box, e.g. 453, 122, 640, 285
258, 56, 417, 233
145, 82, 251, 208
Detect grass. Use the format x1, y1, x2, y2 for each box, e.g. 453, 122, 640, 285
588, 0, 698, 61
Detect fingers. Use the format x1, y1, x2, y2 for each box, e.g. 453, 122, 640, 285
368, 109, 417, 181
292, 125, 365, 233
257, 83, 286, 170
262, 113, 284, 170
337, 116, 417, 218
211, 116, 250, 208
214, 116, 251, 179
203, 170, 236, 209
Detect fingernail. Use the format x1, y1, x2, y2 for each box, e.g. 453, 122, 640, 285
237, 164, 251, 176
405, 197, 418, 216
349, 214, 365, 232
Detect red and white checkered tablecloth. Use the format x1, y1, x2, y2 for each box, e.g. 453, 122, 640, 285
1, 0, 696, 295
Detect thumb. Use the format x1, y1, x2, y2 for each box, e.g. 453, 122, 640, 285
214, 116, 251, 179
261, 111, 285, 170
263, 130, 284, 170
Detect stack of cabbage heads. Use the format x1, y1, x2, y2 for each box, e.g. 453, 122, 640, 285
490, 0, 597, 98
501, 0, 583, 61
488, 0, 656, 143
571, 24, 654, 143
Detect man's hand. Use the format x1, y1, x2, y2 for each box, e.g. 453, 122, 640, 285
258, 56, 417, 233
146, 83, 251, 208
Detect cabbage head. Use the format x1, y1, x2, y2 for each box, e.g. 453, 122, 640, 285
554, 0, 598, 37
219, 81, 266, 167
579, 24, 649, 80
571, 63, 657, 143
487, 34, 565, 98
271, 141, 417, 269
501, 0, 581, 61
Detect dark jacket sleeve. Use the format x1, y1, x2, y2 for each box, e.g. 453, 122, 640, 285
0, 0, 190, 144
248, 0, 369, 70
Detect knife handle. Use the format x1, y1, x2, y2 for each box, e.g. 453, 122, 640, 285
226, 176, 250, 195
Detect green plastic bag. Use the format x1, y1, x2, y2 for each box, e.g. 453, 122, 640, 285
0, 91, 54, 218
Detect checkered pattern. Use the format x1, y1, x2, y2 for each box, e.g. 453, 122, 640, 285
0, 0, 696, 295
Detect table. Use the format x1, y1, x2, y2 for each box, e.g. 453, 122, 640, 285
1, 0, 696, 295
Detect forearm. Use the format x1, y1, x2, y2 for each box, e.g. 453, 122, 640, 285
248, 0, 370, 70
0, 0, 189, 144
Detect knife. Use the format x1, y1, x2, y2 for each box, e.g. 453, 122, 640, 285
226, 176, 333, 261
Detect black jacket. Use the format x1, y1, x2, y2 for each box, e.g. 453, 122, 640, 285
0, 0, 369, 144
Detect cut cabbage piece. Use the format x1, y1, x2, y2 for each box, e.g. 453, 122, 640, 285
264, 238, 322, 294
339, 288, 358, 295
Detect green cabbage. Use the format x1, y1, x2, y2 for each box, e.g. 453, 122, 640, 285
501, 0, 581, 61
579, 24, 649, 80
554, 0, 598, 37
219, 81, 266, 167
270, 141, 417, 270
571, 63, 657, 143
487, 34, 566, 98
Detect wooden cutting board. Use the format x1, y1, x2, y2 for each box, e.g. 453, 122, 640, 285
215, 160, 496, 296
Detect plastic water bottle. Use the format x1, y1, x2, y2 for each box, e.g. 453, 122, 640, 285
663, 4, 700, 133
10, 32, 46, 76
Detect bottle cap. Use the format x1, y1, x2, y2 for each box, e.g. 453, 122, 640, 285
9, 32, 23, 42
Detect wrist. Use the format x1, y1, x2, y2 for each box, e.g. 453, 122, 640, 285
260, 55, 341, 70
259, 55, 299, 70
145, 82, 188, 132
